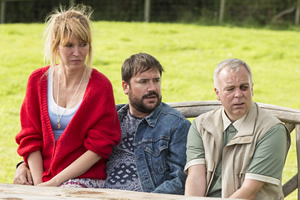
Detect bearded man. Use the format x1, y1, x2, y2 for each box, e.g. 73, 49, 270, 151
14, 53, 191, 195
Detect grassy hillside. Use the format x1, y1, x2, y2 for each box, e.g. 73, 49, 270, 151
1, 21, 299, 199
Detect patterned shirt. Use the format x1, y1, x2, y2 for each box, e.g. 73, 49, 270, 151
104, 109, 143, 191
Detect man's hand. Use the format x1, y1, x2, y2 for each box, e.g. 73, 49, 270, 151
13, 162, 33, 185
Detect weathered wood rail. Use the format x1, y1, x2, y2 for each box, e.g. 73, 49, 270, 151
169, 101, 300, 199
0, 183, 244, 199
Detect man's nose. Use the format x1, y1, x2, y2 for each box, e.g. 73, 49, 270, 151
147, 81, 156, 91
234, 89, 243, 98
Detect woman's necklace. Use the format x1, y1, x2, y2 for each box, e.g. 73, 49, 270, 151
56, 67, 86, 129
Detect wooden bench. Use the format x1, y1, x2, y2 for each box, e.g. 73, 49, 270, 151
1, 101, 298, 199
169, 101, 300, 199
0, 183, 244, 199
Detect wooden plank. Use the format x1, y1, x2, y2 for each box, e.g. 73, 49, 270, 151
69, 0, 75, 6
144, 0, 150, 22
296, 0, 300, 25
169, 101, 222, 118
285, 123, 295, 134
283, 173, 298, 197
0, 0, 5, 24
0, 183, 245, 200
168, 101, 300, 123
219, 0, 226, 23
296, 124, 300, 200
272, 7, 296, 23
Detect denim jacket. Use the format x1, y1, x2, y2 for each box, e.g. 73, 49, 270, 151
117, 103, 191, 194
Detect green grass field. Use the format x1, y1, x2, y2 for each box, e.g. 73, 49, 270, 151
1, 21, 300, 199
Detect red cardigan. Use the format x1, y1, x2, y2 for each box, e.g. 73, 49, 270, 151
16, 66, 121, 182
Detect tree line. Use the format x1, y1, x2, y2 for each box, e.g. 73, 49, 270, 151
3, 0, 298, 25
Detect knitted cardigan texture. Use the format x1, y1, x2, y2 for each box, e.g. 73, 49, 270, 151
16, 66, 121, 182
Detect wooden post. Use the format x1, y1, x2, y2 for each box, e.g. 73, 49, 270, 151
296, 124, 300, 200
69, 0, 75, 7
219, 0, 225, 23
295, 0, 300, 25
144, 0, 150, 22
0, 0, 5, 24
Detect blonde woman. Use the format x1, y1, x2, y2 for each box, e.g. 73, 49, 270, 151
16, 4, 121, 188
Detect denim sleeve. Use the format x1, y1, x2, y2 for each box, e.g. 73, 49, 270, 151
151, 119, 191, 194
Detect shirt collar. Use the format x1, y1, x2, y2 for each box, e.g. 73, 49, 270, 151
144, 103, 164, 127
222, 108, 247, 132
117, 103, 164, 128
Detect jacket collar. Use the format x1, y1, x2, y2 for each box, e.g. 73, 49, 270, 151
203, 102, 258, 138
117, 103, 164, 128
237, 102, 258, 137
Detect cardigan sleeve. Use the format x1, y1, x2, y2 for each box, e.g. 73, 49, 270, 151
83, 71, 121, 159
16, 70, 44, 163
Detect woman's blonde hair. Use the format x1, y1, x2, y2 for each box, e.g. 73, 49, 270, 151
43, 4, 93, 68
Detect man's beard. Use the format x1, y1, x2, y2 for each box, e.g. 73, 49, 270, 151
129, 91, 162, 114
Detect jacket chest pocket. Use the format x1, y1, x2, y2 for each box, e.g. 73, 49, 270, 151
143, 139, 169, 173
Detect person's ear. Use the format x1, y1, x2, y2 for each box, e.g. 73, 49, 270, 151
214, 88, 220, 101
122, 81, 129, 95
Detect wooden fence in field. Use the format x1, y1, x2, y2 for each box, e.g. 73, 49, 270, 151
0, 0, 75, 23
169, 101, 300, 199
2, 0, 300, 24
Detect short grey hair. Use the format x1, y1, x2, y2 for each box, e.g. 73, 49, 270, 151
214, 58, 253, 90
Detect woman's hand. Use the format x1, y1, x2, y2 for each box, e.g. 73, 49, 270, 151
37, 178, 60, 187
13, 163, 33, 185
38, 150, 101, 187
